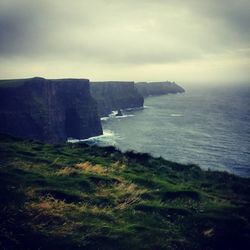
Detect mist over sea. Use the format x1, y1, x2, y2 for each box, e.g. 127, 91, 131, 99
90, 84, 250, 177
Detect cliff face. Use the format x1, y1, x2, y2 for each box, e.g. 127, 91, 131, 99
135, 81, 185, 97
90, 81, 144, 116
0, 77, 103, 143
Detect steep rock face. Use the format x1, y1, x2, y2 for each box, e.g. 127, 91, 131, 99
135, 81, 185, 97
90, 81, 144, 116
0, 77, 103, 143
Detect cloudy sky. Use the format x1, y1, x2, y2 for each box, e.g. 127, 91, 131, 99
0, 0, 249, 85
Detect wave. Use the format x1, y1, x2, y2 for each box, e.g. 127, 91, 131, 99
68, 130, 119, 146
101, 117, 109, 121
100, 110, 119, 120
101, 110, 136, 121
110, 110, 118, 116
114, 114, 135, 119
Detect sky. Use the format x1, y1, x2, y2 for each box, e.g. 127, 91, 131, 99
0, 0, 249, 85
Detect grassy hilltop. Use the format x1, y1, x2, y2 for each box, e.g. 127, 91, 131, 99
0, 134, 250, 250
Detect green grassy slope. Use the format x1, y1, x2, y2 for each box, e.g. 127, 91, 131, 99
0, 134, 250, 250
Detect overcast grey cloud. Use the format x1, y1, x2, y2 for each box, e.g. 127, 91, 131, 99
0, 0, 249, 84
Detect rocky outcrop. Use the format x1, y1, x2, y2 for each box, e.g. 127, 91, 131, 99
135, 81, 185, 97
90, 81, 144, 116
0, 77, 103, 143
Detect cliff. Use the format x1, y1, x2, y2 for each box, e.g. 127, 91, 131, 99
0, 77, 103, 143
135, 81, 185, 97
90, 81, 144, 116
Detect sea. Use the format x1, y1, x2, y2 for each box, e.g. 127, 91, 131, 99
81, 84, 250, 177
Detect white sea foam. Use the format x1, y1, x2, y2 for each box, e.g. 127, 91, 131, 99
100, 110, 136, 120
109, 110, 118, 117
68, 130, 118, 146
101, 117, 109, 121
114, 114, 135, 119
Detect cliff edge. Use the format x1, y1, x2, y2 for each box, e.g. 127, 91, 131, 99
0, 77, 103, 143
90, 81, 144, 116
136, 81, 185, 97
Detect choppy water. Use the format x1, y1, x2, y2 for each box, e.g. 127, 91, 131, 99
86, 85, 250, 177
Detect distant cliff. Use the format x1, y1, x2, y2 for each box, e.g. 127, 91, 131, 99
135, 81, 185, 97
90, 81, 144, 116
0, 77, 103, 143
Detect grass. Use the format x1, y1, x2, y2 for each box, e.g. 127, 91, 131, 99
0, 134, 250, 249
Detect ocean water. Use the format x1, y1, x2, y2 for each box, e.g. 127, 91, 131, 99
88, 85, 250, 177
